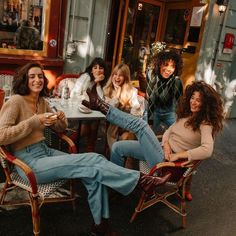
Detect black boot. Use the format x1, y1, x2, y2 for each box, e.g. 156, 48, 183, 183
91, 218, 119, 236
82, 85, 109, 115
138, 172, 171, 195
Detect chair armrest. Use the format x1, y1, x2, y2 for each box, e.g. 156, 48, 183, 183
57, 132, 77, 154
149, 160, 202, 179
44, 127, 78, 154
0, 146, 38, 195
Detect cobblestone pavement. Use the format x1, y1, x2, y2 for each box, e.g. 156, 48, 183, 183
0, 119, 236, 236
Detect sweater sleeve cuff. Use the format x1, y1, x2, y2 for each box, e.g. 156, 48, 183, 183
186, 150, 192, 161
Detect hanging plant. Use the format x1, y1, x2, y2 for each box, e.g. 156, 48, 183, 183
150, 41, 167, 56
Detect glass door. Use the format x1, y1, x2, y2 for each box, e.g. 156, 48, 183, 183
120, 0, 162, 80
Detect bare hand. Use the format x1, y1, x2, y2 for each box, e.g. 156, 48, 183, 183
113, 85, 121, 98
94, 74, 105, 83
169, 153, 180, 162
55, 111, 66, 121
163, 141, 172, 161
38, 113, 58, 126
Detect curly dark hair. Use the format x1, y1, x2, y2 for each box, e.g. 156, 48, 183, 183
84, 57, 108, 87
176, 81, 224, 138
12, 62, 49, 97
152, 49, 183, 77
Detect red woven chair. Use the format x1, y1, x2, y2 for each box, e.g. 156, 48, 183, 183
130, 160, 202, 228
0, 130, 78, 236
0, 89, 5, 110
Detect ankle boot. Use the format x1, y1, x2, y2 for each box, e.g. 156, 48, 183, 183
91, 218, 119, 236
138, 172, 171, 195
82, 85, 109, 115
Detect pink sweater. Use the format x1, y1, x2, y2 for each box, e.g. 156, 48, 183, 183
162, 118, 214, 161
0, 95, 67, 151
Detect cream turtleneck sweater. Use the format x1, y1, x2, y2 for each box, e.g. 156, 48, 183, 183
0, 95, 67, 151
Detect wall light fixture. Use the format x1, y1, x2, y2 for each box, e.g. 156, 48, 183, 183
216, 0, 228, 15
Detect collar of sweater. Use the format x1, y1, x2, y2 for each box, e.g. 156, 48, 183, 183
23, 95, 41, 114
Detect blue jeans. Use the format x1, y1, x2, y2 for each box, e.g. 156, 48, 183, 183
153, 106, 176, 134
14, 141, 139, 224
108, 107, 164, 168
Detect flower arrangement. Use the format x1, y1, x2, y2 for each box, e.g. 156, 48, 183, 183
150, 41, 167, 56
146, 41, 167, 70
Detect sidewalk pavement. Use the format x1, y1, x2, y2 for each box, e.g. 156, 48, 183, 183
0, 119, 236, 236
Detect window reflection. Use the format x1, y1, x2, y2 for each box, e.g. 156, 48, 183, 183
122, 1, 160, 79
164, 9, 187, 45
0, 0, 44, 50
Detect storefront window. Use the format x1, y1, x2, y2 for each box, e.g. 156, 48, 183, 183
164, 9, 188, 45
0, 0, 48, 53
121, 1, 160, 79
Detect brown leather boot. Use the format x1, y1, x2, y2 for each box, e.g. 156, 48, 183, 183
138, 172, 171, 195
82, 85, 109, 115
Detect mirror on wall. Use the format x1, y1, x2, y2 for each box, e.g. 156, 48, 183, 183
0, 0, 47, 52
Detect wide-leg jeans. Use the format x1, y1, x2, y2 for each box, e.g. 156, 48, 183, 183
14, 141, 139, 224
153, 105, 176, 133
108, 107, 164, 168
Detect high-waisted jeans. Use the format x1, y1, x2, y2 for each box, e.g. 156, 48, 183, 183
108, 106, 164, 168
14, 141, 139, 224
153, 105, 176, 134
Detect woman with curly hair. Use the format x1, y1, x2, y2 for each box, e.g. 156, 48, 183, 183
146, 49, 183, 134
82, 80, 225, 200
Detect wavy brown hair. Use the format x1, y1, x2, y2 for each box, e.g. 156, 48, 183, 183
12, 62, 49, 97
176, 81, 224, 138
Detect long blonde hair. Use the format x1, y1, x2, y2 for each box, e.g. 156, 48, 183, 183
103, 64, 133, 109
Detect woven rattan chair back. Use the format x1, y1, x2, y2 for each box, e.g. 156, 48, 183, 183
0, 70, 14, 100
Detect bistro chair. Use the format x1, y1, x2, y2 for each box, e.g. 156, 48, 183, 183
130, 159, 202, 228
0, 70, 14, 100
0, 129, 78, 236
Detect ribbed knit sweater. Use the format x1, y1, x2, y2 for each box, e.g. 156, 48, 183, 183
0, 95, 67, 151
162, 118, 214, 161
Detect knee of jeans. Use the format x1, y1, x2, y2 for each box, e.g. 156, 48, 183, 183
111, 142, 124, 160
137, 118, 149, 131
111, 142, 120, 155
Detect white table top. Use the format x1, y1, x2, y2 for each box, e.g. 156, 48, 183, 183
46, 98, 105, 120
